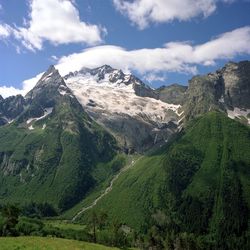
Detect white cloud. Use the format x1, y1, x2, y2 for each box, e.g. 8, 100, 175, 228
1, 0, 105, 51
51, 55, 59, 61
56, 26, 250, 76
0, 86, 24, 98
222, 0, 236, 3
143, 73, 167, 83
1, 26, 250, 98
113, 0, 234, 29
193, 27, 250, 62
22, 73, 43, 93
0, 73, 42, 98
0, 24, 11, 38
55, 45, 197, 76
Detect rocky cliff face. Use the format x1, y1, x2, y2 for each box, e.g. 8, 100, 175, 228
183, 61, 250, 124
221, 61, 250, 109
156, 84, 187, 105
0, 95, 27, 125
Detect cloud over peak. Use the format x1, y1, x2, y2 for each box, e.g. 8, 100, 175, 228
56, 26, 250, 76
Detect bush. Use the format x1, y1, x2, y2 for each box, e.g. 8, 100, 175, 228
15, 217, 44, 236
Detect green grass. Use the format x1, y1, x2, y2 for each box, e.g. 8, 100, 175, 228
0, 236, 123, 250
61, 154, 129, 219
77, 152, 166, 231
44, 220, 86, 231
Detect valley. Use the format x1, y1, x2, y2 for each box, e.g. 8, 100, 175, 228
0, 0, 250, 248
0, 61, 249, 249
72, 155, 142, 221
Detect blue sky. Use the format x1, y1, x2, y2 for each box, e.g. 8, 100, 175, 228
0, 0, 250, 97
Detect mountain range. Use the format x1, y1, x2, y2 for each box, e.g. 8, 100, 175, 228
0, 60, 249, 247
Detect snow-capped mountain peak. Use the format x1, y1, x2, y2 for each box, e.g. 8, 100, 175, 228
65, 65, 132, 86
25, 65, 71, 100
64, 65, 156, 96
64, 65, 181, 151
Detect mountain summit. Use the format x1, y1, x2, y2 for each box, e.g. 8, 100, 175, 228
64, 65, 182, 152
25, 65, 71, 100
65, 64, 156, 98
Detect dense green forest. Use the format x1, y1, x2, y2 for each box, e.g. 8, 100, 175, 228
0, 112, 250, 249
72, 111, 250, 249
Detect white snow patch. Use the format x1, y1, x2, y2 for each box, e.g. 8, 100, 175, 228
177, 110, 184, 117
227, 107, 250, 124
28, 125, 34, 130
124, 74, 131, 82
58, 85, 68, 96
154, 133, 158, 144
26, 107, 53, 124
177, 116, 185, 124
152, 128, 160, 132
65, 74, 180, 124
218, 96, 224, 103
2, 117, 15, 124
1, 116, 14, 124
19, 173, 25, 183
59, 89, 67, 96
41, 72, 53, 82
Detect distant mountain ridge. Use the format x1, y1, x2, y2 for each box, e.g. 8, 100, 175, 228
1, 61, 249, 131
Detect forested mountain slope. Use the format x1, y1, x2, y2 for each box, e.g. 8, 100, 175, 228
78, 111, 250, 248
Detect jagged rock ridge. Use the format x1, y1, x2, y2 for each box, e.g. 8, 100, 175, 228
183, 60, 250, 125
64, 65, 182, 152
